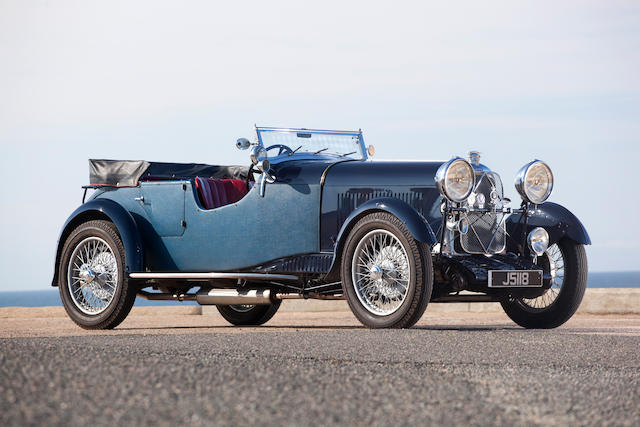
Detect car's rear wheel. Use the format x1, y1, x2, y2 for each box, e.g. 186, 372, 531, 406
216, 301, 281, 326
59, 220, 136, 329
341, 212, 432, 328
501, 238, 587, 329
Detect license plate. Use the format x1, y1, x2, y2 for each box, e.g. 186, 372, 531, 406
488, 270, 542, 288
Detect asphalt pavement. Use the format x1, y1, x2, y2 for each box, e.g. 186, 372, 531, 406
1, 311, 639, 426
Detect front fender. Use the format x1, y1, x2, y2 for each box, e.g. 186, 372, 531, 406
336, 197, 438, 246
506, 202, 591, 252
52, 199, 144, 286
325, 197, 437, 280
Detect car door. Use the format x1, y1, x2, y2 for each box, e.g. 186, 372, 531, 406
156, 160, 331, 271
138, 181, 186, 237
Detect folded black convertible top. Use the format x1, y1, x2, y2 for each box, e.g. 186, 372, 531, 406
89, 159, 248, 187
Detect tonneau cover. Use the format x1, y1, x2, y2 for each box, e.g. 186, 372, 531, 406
89, 159, 248, 187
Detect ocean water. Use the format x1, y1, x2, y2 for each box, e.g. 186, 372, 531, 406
0, 271, 637, 308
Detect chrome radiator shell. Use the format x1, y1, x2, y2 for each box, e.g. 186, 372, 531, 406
459, 171, 507, 255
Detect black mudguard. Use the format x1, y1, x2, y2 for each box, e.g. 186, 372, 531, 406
335, 197, 438, 247
324, 197, 437, 281
506, 202, 590, 253
52, 199, 144, 286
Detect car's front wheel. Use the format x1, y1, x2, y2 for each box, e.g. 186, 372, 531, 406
58, 220, 136, 329
341, 212, 433, 328
216, 301, 281, 326
501, 238, 587, 329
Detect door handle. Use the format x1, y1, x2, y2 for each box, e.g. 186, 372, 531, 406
134, 196, 145, 203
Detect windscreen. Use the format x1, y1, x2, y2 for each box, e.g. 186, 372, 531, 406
257, 128, 365, 159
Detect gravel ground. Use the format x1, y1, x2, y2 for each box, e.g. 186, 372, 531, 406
1, 312, 639, 426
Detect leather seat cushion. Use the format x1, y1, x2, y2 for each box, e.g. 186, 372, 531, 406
195, 177, 248, 209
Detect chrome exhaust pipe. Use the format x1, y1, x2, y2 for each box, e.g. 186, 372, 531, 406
137, 290, 197, 301
194, 289, 347, 305
196, 288, 273, 305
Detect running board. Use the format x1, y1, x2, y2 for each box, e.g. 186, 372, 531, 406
128, 272, 299, 282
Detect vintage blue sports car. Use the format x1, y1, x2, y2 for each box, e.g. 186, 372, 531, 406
52, 126, 590, 329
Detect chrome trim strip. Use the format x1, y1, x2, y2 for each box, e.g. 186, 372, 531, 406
256, 126, 361, 135
129, 272, 299, 282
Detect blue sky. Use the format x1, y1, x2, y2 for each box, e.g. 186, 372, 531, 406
1, 1, 639, 291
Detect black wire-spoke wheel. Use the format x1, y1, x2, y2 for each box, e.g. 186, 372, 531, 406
501, 238, 587, 329
341, 212, 432, 329
520, 243, 565, 310
216, 301, 281, 326
59, 220, 136, 329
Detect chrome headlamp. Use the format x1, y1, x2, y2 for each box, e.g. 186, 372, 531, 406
435, 157, 475, 203
528, 227, 549, 256
515, 160, 554, 205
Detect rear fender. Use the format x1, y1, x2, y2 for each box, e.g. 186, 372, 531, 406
51, 199, 144, 286
505, 202, 591, 253
325, 197, 437, 280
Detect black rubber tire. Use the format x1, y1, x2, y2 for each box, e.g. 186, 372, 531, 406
341, 212, 433, 329
501, 238, 588, 329
217, 301, 281, 326
58, 220, 137, 330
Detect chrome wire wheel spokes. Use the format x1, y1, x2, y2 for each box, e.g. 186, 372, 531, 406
67, 237, 118, 315
521, 243, 565, 310
351, 229, 411, 315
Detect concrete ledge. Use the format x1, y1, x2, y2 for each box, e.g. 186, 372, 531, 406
1, 289, 638, 318
277, 289, 640, 314
578, 288, 640, 314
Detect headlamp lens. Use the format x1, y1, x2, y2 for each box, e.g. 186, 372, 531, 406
528, 227, 549, 256
436, 158, 475, 203
516, 160, 554, 204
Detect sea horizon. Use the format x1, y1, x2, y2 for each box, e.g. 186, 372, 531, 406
0, 271, 638, 308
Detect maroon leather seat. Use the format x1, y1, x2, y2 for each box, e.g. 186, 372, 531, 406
195, 177, 248, 210
220, 179, 247, 204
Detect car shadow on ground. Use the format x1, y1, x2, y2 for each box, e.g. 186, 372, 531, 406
115, 324, 522, 332
116, 325, 362, 331
414, 326, 519, 331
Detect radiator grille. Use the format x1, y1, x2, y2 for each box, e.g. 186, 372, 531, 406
460, 172, 506, 254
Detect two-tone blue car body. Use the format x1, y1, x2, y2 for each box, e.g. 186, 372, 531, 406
53, 126, 590, 329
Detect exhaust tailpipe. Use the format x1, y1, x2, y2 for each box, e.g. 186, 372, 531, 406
138, 289, 346, 305
196, 288, 273, 305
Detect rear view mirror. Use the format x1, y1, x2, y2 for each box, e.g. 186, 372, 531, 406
367, 145, 375, 157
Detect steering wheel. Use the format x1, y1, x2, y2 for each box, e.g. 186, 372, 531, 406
265, 144, 293, 156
